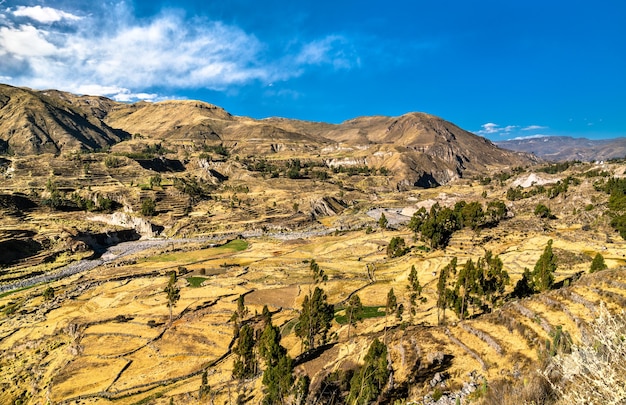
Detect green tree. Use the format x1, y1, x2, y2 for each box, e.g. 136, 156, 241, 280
259, 320, 294, 404
408, 207, 428, 234
149, 173, 162, 188
478, 251, 509, 310
141, 197, 156, 216
386, 237, 408, 258
378, 212, 388, 235
455, 258, 478, 320
407, 265, 424, 317
309, 259, 327, 285
230, 294, 249, 333
233, 324, 256, 380
590, 253, 607, 273
345, 294, 364, 340
384, 288, 398, 341
534, 203, 555, 219
43, 177, 63, 209
532, 239, 557, 292
164, 271, 180, 324
347, 338, 390, 405
486, 199, 508, 225
294, 286, 334, 350
460, 201, 485, 231
512, 268, 535, 298
437, 258, 457, 325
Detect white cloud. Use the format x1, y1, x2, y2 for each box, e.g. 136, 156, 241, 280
476, 122, 549, 137
13, 5, 81, 23
511, 134, 550, 140
476, 122, 500, 135
0, 3, 359, 102
0, 24, 57, 57
522, 125, 547, 131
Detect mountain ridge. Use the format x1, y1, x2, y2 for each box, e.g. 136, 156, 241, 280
497, 135, 626, 162
0, 83, 536, 187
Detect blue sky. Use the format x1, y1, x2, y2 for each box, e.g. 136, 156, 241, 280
0, 0, 624, 140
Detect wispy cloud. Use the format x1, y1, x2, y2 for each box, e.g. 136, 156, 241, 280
522, 125, 547, 131
476, 123, 518, 136
0, 3, 359, 101
295, 35, 360, 70
511, 134, 551, 140
476, 122, 549, 138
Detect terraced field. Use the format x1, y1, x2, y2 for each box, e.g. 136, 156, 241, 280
1, 211, 625, 404
1, 157, 626, 404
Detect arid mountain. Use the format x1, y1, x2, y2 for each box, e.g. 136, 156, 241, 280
497, 136, 626, 162
0, 83, 536, 186
0, 85, 128, 155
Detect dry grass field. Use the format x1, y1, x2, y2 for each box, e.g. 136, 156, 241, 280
1, 155, 626, 404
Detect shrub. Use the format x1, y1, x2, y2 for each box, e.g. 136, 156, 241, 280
543, 304, 626, 404
104, 155, 124, 168
141, 198, 156, 216
42, 286, 54, 301
387, 237, 408, 258
589, 253, 607, 273
534, 203, 555, 219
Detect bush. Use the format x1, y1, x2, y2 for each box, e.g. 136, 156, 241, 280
387, 237, 408, 258
104, 155, 124, 168
141, 198, 156, 216
534, 203, 555, 219
543, 304, 626, 404
590, 253, 607, 273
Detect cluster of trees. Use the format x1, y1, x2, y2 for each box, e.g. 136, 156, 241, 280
512, 239, 558, 298
436, 251, 510, 323
201, 143, 230, 158
241, 156, 388, 181
42, 178, 119, 212
596, 177, 626, 239
228, 297, 310, 403
408, 200, 508, 249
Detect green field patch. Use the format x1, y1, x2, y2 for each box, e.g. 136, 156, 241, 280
218, 239, 249, 252
186, 276, 208, 288
139, 239, 249, 265
335, 306, 385, 324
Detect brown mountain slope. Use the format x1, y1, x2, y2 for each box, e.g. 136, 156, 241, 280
0, 84, 128, 155
0, 84, 537, 186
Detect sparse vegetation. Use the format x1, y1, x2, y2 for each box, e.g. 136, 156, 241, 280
589, 253, 607, 273
3, 89, 626, 405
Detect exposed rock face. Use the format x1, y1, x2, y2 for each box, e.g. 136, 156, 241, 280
310, 196, 347, 218
88, 212, 162, 238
